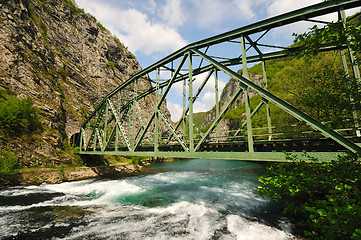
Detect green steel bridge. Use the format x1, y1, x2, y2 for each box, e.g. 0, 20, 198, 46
77, 0, 361, 162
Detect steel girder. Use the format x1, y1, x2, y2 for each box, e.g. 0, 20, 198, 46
79, 0, 361, 161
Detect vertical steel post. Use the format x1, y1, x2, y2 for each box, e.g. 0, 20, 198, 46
263, 61, 273, 140
115, 94, 121, 151
132, 80, 138, 150
154, 68, 160, 153
215, 70, 220, 141
79, 128, 84, 151
128, 101, 132, 144
241, 35, 254, 152
189, 53, 194, 152
339, 7, 361, 137
183, 69, 187, 139
115, 124, 119, 151
103, 100, 109, 151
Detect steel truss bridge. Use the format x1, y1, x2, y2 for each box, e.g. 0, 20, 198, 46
78, 0, 361, 162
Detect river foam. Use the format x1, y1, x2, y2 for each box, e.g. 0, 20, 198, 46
1, 159, 295, 239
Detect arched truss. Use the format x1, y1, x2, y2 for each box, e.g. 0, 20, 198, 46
78, 0, 361, 161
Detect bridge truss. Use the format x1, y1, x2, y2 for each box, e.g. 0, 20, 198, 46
78, 0, 361, 161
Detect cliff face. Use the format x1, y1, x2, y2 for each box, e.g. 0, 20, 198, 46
0, 0, 148, 165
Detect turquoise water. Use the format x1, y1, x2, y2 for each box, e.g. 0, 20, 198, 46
0, 159, 295, 239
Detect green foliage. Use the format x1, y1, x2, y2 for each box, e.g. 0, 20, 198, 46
62, 0, 85, 14
62, 141, 84, 167
58, 164, 67, 181
25, 1, 48, 39
0, 93, 42, 136
130, 156, 147, 165
97, 22, 107, 31
106, 61, 115, 70
292, 14, 361, 57
0, 149, 18, 179
32, 177, 40, 183
193, 111, 208, 128
58, 67, 70, 80
257, 154, 361, 239
54, 84, 64, 95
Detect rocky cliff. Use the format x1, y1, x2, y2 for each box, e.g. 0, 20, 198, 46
0, 0, 153, 165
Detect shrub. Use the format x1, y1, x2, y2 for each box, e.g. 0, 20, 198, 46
0, 149, 18, 179
0, 96, 42, 136
58, 164, 67, 181
257, 154, 361, 239
130, 156, 147, 165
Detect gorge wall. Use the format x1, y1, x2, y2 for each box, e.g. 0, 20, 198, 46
0, 0, 156, 165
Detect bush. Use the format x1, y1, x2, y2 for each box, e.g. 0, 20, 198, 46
257, 154, 361, 239
130, 156, 147, 165
0, 96, 42, 136
0, 149, 19, 179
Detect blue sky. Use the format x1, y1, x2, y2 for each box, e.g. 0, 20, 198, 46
75, 0, 360, 121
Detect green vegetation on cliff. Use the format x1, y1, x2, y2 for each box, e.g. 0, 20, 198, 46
0, 88, 42, 136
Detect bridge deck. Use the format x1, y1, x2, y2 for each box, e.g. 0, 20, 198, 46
80, 138, 361, 162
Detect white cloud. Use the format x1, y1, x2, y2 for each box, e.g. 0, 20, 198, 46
160, 0, 185, 27
75, 0, 187, 56
265, 0, 331, 43
189, 0, 252, 28
193, 91, 214, 112
169, 72, 226, 114
267, 0, 321, 17
167, 101, 183, 122
233, 0, 256, 19
114, 9, 187, 55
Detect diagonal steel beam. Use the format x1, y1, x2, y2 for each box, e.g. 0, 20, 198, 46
231, 101, 265, 141
95, 128, 104, 151
133, 54, 188, 150
158, 110, 189, 152
104, 107, 129, 151
107, 99, 131, 151
166, 69, 215, 143
85, 106, 106, 151
194, 87, 244, 152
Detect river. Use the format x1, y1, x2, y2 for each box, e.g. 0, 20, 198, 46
0, 159, 296, 239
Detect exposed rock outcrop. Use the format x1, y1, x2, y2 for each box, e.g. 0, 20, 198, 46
0, 0, 163, 165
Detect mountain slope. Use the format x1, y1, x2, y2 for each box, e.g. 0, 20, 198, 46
0, 0, 148, 165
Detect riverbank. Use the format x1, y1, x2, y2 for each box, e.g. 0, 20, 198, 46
1, 157, 177, 187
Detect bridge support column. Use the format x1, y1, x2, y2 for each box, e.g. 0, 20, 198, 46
241, 35, 254, 152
